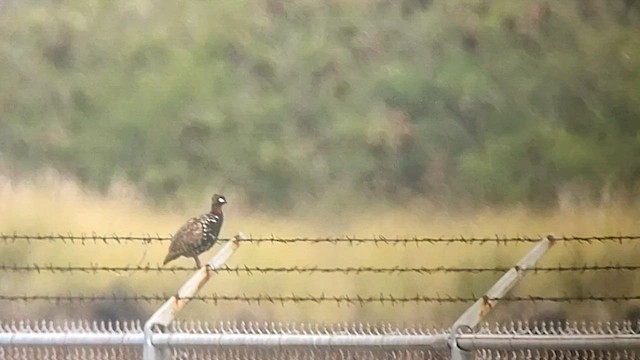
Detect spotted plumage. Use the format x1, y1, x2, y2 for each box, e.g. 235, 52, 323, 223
163, 194, 226, 268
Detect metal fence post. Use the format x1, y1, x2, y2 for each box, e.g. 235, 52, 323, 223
450, 234, 556, 360
143, 234, 243, 360
450, 325, 474, 360
143, 323, 168, 360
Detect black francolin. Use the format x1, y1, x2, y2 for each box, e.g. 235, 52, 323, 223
163, 194, 226, 268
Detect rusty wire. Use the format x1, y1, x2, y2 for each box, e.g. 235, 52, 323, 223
1, 293, 640, 304
1, 263, 640, 274
2, 233, 640, 245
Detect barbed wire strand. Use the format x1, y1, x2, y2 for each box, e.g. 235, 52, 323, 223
1, 233, 640, 245
0, 293, 639, 304
2, 264, 640, 274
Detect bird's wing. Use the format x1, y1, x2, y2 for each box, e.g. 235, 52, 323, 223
167, 217, 204, 259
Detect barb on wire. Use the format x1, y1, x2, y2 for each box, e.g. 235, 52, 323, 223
2, 233, 640, 245
2, 264, 640, 274
1, 293, 640, 304
0, 233, 170, 244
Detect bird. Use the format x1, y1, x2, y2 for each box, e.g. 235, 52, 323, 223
163, 194, 227, 268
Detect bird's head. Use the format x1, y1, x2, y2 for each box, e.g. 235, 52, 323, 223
211, 194, 227, 213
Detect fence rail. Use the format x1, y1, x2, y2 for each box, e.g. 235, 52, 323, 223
2, 320, 640, 359
4, 320, 640, 336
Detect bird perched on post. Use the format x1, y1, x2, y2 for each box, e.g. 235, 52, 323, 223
163, 194, 227, 268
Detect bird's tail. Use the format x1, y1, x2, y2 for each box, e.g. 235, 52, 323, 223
163, 253, 177, 266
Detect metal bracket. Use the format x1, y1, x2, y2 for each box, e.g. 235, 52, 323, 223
450, 325, 474, 360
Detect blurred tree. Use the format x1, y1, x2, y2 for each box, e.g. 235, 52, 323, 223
0, 0, 639, 210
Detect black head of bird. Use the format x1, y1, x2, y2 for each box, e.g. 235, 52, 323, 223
211, 194, 226, 214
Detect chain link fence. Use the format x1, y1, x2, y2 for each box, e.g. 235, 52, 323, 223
1, 320, 640, 359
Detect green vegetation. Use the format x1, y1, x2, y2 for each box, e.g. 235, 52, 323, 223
1, 0, 640, 322
1, 0, 639, 210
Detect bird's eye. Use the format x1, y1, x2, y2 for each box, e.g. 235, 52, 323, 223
218, 197, 225, 203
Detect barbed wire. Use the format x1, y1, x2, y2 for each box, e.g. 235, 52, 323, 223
1, 263, 639, 274
0, 233, 170, 244
1, 293, 640, 304
2, 233, 640, 245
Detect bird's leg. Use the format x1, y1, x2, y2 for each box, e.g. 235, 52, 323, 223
194, 256, 202, 269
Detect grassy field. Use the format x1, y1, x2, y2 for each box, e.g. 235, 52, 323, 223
1, 173, 639, 325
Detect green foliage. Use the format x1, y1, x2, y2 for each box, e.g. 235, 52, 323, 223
1, 0, 639, 209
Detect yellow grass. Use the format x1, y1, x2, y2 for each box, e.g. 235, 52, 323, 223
1, 173, 639, 324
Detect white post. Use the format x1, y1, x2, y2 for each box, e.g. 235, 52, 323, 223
450, 234, 556, 360
143, 233, 243, 360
